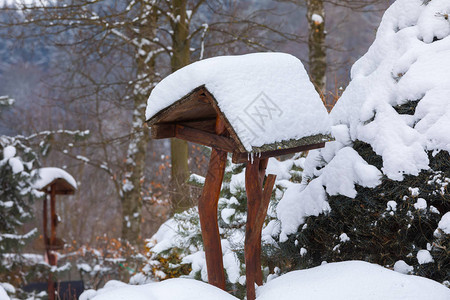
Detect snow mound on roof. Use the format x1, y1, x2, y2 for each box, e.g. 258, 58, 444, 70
257, 261, 450, 300
146, 52, 331, 151
31, 167, 77, 190
80, 278, 238, 300
277, 0, 450, 238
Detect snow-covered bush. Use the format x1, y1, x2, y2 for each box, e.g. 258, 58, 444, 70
275, 0, 450, 284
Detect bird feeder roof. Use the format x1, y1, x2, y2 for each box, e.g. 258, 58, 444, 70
32, 167, 77, 195
146, 53, 332, 161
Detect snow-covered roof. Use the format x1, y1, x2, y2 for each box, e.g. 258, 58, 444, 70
31, 167, 77, 193
277, 0, 450, 239
146, 53, 331, 152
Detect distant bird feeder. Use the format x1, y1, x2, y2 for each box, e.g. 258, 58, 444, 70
32, 167, 77, 300
146, 53, 332, 300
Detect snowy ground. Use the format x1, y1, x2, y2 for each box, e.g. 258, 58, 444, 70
79, 278, 238, 300
75, 261, 449, 300
0, 286, 9, 300
256, 261, 449, 300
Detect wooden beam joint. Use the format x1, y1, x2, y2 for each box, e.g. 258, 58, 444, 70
152, 123, 237, 153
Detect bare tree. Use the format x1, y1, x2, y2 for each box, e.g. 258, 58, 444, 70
306, 0, 326, 94
0, 1, 163, 245
0, 0, 317, 245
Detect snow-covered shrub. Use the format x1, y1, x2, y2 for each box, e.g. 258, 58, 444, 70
275, 0, 449, 284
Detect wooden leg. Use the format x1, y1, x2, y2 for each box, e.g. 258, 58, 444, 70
50, 186, 56, 248
43, 195, 55, 300
245, 158, 276, 300
49, 186, 57, 300
198, 148, 227, 290
48, 252, 56, 300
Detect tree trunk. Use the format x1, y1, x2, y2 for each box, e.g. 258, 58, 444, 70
121, 94, 149, 244
121, 5, 157, 245
169, 0, 191, 213
306, 0, 326, 95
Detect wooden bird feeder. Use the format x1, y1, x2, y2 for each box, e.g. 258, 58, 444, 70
146, 53, 332, 300
33, 168, 77, 300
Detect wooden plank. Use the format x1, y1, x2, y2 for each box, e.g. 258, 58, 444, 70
147, 86, 217, 125
151, 124, 176, 139
179, 118, 217, 133
53, 178, 76, 195
40, 179, 76, 195
232, 142, 326, 164
151, 122, 237, 153
175, 125, 236, 153
251, 134, 332, 153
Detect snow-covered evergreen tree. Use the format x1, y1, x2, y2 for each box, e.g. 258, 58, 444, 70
0, 139, 38, 283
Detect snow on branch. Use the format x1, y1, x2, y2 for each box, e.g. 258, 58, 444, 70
0, 95, 14, 107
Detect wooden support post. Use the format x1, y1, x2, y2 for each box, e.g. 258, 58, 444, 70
50, 185, 56, 250
43, 194, 48, 251
48, 185, 57, 300
245, 158, 276, 300
197, 117, 228, 290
